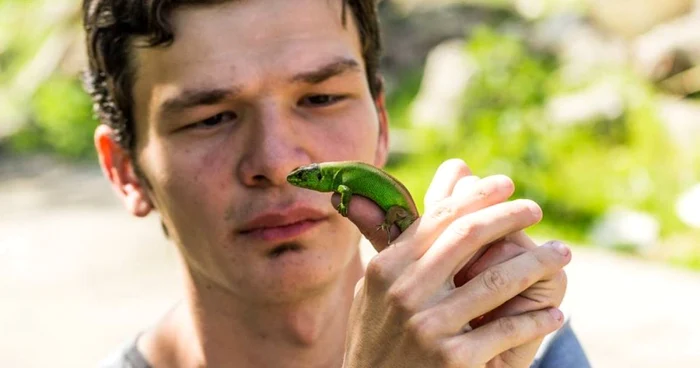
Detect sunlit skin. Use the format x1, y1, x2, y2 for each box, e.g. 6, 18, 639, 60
93, 0, 572, 367
95, 0, 389, 366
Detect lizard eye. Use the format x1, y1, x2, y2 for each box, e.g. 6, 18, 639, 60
316, 172, 323, 181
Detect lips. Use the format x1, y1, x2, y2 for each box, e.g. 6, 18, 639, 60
239, 206, 328, 242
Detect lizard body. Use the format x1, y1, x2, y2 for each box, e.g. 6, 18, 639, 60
287, 161, 419, 239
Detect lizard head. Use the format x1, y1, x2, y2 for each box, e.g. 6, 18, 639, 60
287, 163, 331, 191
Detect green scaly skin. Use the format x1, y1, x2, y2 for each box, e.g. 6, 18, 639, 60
287, 161, 419, 241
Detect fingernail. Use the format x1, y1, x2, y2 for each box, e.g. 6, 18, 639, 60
547, 241, 569, 256
549, 308, 564, 322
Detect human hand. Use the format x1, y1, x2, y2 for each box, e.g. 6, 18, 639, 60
337, 159, 570, 368
453, 229, 570, 365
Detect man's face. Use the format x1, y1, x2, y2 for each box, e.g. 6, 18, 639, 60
126, 0, 388, 303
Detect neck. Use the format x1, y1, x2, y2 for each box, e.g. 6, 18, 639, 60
150, 250, 364, 368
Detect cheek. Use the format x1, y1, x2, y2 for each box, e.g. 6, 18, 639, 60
151, 142, 233, 229
311, 101, 380, 160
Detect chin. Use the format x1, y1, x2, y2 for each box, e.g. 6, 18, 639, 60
252, 241, 359, 300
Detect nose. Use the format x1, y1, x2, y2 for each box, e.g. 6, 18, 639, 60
238, 103, 310, 188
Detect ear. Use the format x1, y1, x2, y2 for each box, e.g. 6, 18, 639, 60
94, 124, 153, 217
373, 84, 390, 169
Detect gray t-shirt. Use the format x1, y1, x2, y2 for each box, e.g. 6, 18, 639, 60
99, 319, 591, 368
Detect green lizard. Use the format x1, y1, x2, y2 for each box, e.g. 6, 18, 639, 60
286, 161, 419, 241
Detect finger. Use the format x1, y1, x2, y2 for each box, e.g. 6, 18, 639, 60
453, 231, 539, 288
331, 193, 401, 251
429, 241, 571, 336
507, 229, 539, 250
423, 159, 472, 210
418, 199, 543, 287
471, 268, 568, 329
453, 239, 526, 287
449, 308, 565, 366
452, 175, 481, 198
457, 240, 565, 328
403, 175, 516, 261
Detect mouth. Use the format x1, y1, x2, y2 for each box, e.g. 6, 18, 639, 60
239, 206, 328, 244
240, 218, 324, 243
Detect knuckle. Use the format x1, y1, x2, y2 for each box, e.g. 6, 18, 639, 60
437, 339, 471, 368
386, 284, 416, 315
481, 267, 509, 293
529, 311, 547, 331
365, 255, 393, 286
497, 316, 520, 339
451, 220, 479, 242
406, 312, 440, 351
517, 271, 536, 291
427, 201, 456, 223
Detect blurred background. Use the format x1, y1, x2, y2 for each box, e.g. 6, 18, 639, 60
1, 0, 700, 366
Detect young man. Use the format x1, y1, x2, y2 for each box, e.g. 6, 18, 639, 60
83, 0, 590, 367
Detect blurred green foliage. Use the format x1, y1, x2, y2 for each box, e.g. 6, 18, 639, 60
10, 74, 97, 159
1, 2, 698, 268
385, 26, 695, 253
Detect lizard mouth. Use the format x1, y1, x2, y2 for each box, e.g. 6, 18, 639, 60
286, 172, 305, 186
286, 163, 321, 188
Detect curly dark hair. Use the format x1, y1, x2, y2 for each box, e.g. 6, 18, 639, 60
82, 0, 383, 155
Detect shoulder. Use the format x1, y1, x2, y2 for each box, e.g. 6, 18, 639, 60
98, 335, 152, 368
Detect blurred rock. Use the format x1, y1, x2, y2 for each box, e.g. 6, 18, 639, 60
659, 66, 700, 96
657, 97, 700, 155
676, 184, 700, 228
378, 1, 515, 94
514, 0, 547, 20
632, 12, 700, 86
545, 81, 624, 126
528, 12, 587, 52
586, 0, 693, 38
590, 207, 660, 253
530, 15, 628, 83
409, 39, 476, 127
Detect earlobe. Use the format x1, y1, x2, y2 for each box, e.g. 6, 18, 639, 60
94, 124, 153, 217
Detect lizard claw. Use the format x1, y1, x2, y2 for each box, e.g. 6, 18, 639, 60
337, 203, 349, 217
376, 222, 393, 245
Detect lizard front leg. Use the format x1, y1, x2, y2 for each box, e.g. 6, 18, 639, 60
336, 184, 352, 217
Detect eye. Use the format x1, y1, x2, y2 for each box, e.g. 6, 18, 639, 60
191, 111, 238, 129
316, 172, 323, 181
299, 94, 346, 107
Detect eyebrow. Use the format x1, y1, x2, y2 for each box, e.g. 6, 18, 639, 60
157, 58, 361, 120
291, 57, 362, 84
158, 87, 240, 121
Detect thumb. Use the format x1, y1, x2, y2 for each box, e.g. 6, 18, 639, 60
331, 193, 402, 252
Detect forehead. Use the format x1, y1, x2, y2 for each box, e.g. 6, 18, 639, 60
131, 0, 365, 113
